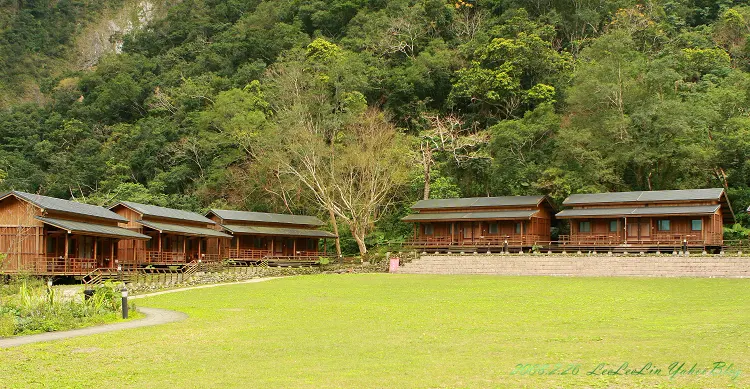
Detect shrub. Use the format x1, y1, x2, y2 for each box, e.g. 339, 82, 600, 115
0, 278, 124, 337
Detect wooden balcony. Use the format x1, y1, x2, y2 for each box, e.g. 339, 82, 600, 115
1, 256, 98, 275
145, 251, 187, 265
405, 235, 544, 250
559, 232, 721, 247
228, 249, 272, 260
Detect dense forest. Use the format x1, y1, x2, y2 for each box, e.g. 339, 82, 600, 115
1, 0, 750, 255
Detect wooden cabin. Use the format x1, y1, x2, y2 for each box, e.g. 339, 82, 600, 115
402, 196, 556, 251
206, 209, 336, 261
110, 201, 231, 265
0, 191, 150, 275
555, 188, 734, 248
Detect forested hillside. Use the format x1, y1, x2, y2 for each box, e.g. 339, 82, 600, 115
1, 0, 750, 254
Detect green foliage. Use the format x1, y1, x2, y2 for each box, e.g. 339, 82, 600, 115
724, 223, 750, 240
0, 279, 126, 336
0, 0, 750, 248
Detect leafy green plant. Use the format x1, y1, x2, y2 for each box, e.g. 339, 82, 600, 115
0, 278, 125, 337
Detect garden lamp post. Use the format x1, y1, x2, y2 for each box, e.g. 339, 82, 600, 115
121, 286, 128, 319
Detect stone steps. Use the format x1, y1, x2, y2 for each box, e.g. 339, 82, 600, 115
397, 255, 750, 277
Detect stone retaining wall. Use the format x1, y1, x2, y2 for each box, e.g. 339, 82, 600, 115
398, 255, 750, 277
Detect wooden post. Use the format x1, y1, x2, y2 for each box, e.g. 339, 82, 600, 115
183, 237, 187, 259
64, 234, 69, 259
198, 237, 202, 259
270, 239, 274, 255
520, 220, 525, 245
110, 239, 115, 268
158, 233, 162, 253
624, 217, 628, 244
93, 237, 98, 263
293, 239, 296, 257
236, 235, 240, 256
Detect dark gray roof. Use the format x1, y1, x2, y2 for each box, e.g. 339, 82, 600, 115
208, 209, 325, 227
563, 188, 725, 205
36, 217, 150, 239
556, 205, 721, 218
402, 210, 538, 222
137, 220, 231, 238
221, 224, 336, 238
1, 191, 127, 222
113, 201, 214, 224
412, 195, 547, 210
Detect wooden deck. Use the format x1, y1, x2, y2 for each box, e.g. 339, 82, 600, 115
406, 233, 727, 253
1, 256, 104, 276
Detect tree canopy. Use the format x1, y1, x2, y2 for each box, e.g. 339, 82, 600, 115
1, 0, 750, 254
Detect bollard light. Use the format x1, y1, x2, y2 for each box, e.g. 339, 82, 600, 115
121, 286, 129, 319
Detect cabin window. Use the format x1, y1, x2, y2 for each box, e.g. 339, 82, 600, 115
46, 237, 56, 255
423, 224, 434, 236
514, 222, 522, 234
78, 236, 93, 259
489, 223, 498, 234
579, 221, 591, 233
609, 220, 618, 232
691, 219, 702, 231
657, 219, 671, 231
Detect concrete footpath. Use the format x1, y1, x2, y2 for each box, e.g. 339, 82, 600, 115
0, 277, 281, 349
0, 307, 187, 349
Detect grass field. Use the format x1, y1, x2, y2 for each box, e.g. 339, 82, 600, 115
0, 274, 748, 388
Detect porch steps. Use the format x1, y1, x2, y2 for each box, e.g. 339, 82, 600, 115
398, 254, 750, 277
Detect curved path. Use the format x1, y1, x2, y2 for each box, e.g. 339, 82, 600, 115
0, 277, 281, 349
0, 307, 187, 349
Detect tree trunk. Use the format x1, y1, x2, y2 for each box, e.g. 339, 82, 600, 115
352, 229, 368, 256
327, 207, 342, 258
422, 142, 432, 200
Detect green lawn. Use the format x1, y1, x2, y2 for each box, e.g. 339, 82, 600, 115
1, 274, 748, 388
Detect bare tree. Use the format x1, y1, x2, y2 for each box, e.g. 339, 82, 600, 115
274, 109, 412, 256
419, 113, 490, 199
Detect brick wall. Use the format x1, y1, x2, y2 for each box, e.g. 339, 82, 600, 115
398, 254, 750, 277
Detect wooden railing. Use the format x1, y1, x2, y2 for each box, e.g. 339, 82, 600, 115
1, 256, 97, 275
199, 253, 221, 263
559, 232, 722, 247
405, 234, 543, 248
145, 251, 187, 264
228, 249, 272, 260
227, 249, 321, 259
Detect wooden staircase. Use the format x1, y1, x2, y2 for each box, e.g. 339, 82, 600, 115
82, 260, 213, 287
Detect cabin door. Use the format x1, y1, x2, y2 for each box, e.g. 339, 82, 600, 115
626, 219, 651, 242
274, 238, 284, 255
640, 220, 651, 240
463, 223, 473, 244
